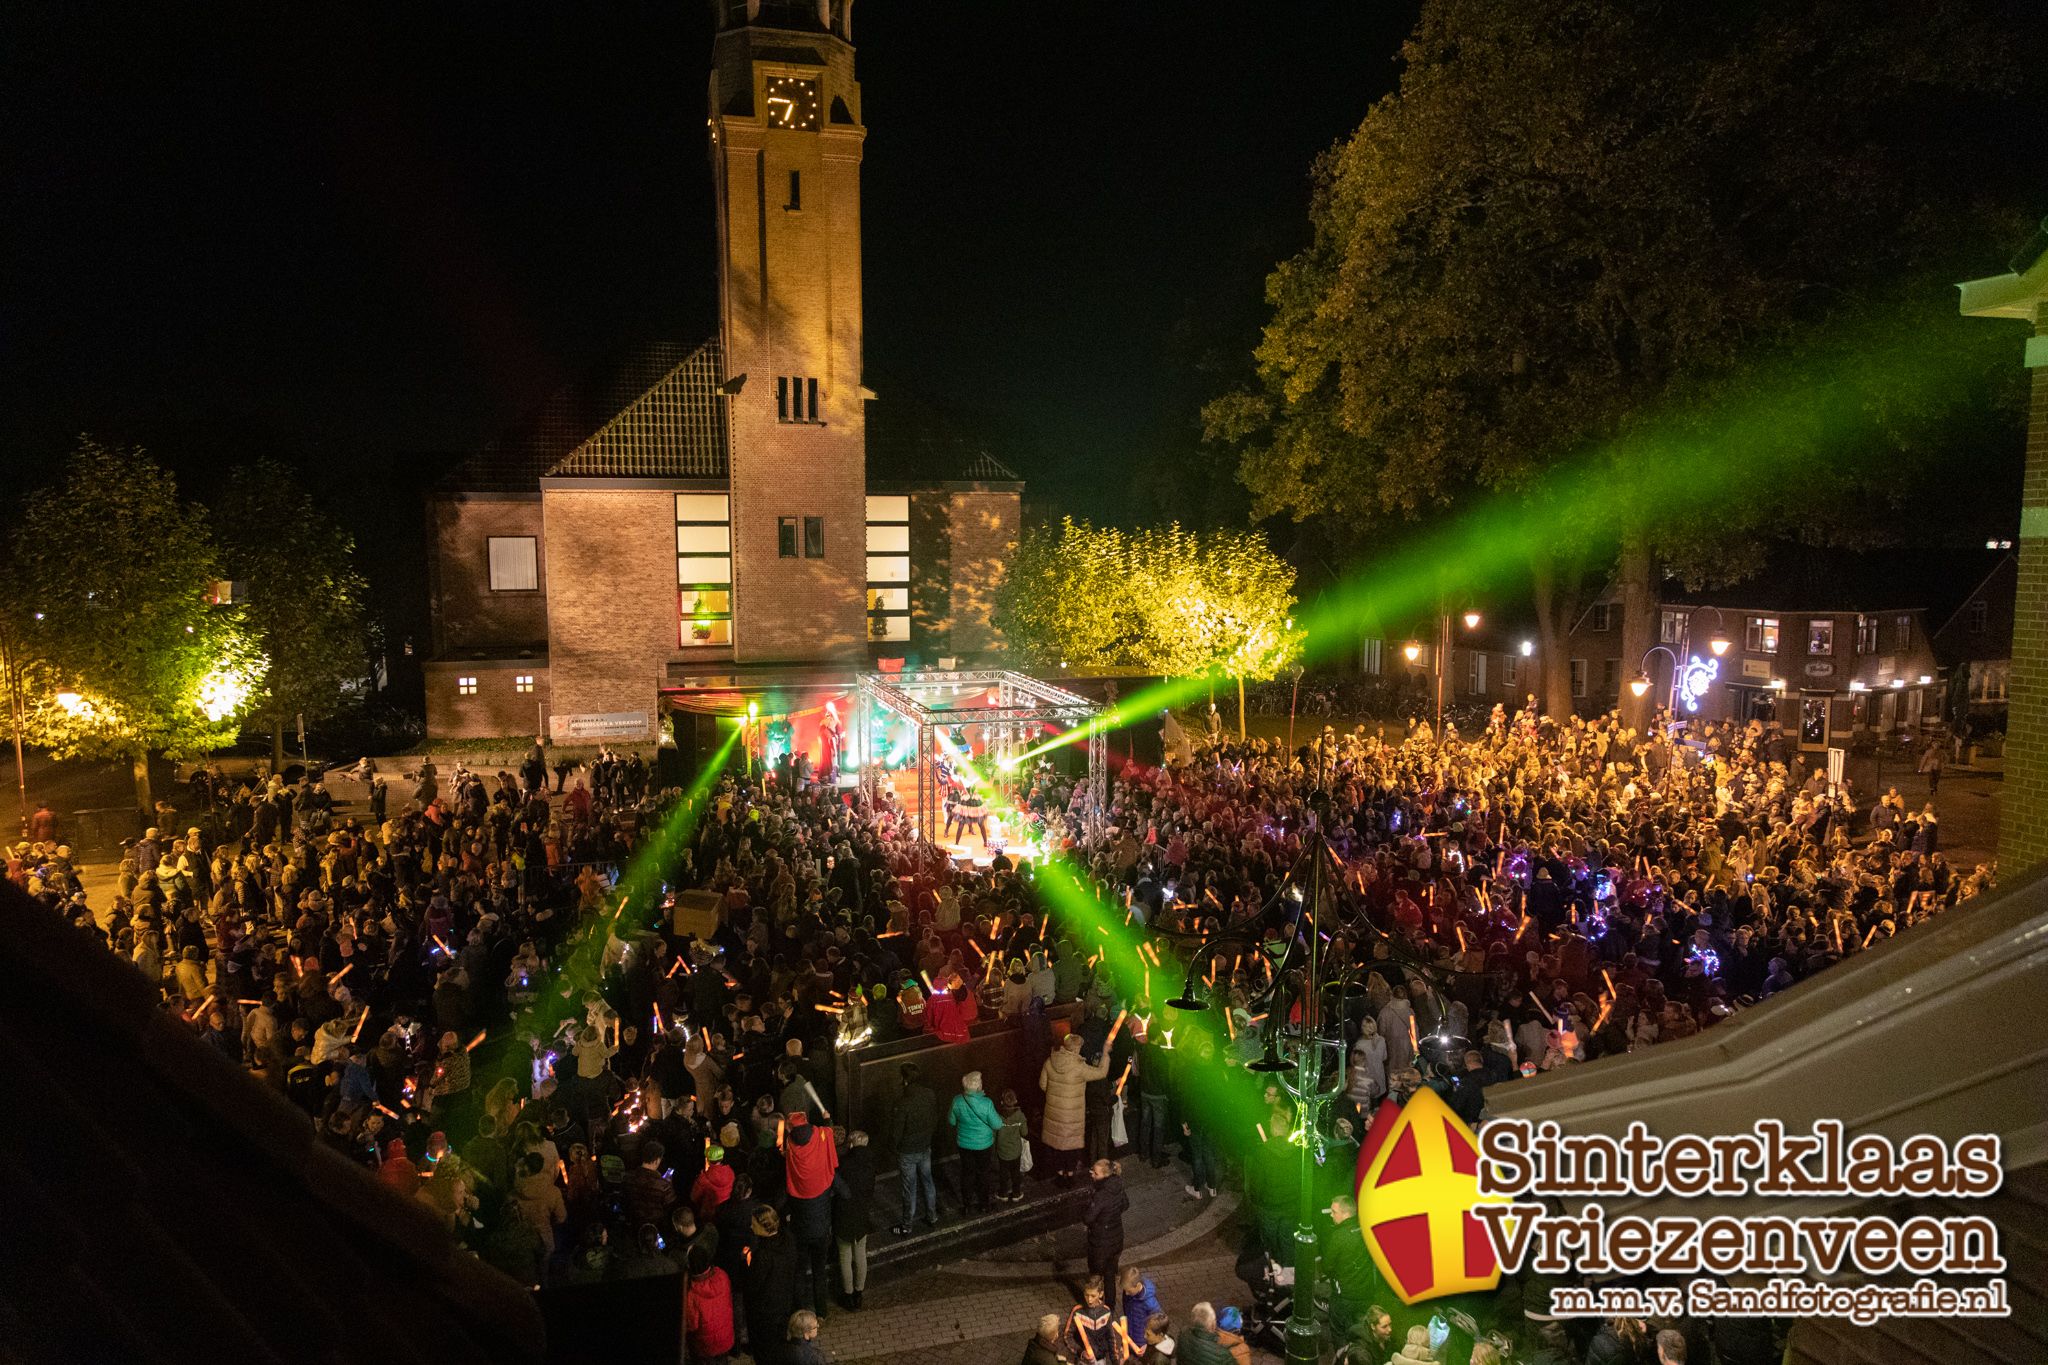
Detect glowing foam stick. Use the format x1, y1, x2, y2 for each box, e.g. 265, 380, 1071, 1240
1602, 969, 1616, 994
466, 1029, 488, 1052
1408, 1014, 1419, 1057
1861, 923, 1879, 948
1115, 1060, 1133, 1098
1528, 994, 1556, 1025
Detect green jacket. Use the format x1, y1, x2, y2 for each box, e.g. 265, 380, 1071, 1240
950, 1090, 1002, 1151
994, 1107, 1027, 1161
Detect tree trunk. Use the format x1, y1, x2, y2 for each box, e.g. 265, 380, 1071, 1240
1530, 552, 1580, 720
1615, 531, 1656, 733
131, 749, 153, 825
1236, 674, 1246, 741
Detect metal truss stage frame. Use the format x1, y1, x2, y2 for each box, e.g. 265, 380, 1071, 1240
856, 669, 1105, 846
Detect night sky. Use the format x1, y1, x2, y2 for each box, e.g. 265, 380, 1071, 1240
6, 1, 2037, 649
4, 3, 1417, 533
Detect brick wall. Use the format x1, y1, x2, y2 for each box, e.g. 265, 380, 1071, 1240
945, 490, 1017, 656
2000, 326, 2048, 874
713, 38, 868, 664
541, 487, 679, 729
423, 659, 550, 740
427, 494, 548, 654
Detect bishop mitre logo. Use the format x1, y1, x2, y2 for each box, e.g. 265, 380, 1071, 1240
1353, 1088, 1511, 1304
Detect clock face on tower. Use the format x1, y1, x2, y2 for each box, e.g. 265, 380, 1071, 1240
763, 75, 822, 131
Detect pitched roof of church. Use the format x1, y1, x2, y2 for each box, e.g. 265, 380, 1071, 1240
438, 339, 729, 492
438, 338, 1021, 492
864, 391, 1023, 486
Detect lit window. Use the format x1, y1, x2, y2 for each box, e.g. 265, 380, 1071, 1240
803, 516, 825, 559
456, 676, 478, 696
487, 537, 538, 592
514, 675, 534, 694
1746, 616, 1780, 654
1361, 638, 1383, 676
677, 494, 734, 647
1807, 619, 1833, 656
779, 517, 799, 558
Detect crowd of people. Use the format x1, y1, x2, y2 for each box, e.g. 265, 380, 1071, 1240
4, 696, 1991, 1365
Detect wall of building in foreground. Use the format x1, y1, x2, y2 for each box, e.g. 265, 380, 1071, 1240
2003, 342, 2048, 875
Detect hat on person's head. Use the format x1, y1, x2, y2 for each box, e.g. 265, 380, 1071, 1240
1217, 1307, 1243, 1333
705, 1144, 725, 1162
787, 1111, 808, 1129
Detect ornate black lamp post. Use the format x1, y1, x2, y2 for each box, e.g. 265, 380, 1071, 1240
1165, 823, 1463, 1365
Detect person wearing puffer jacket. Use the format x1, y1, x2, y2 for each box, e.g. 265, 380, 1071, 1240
1039, 1033, 1111, 1181
948, 1071, 1002, 1213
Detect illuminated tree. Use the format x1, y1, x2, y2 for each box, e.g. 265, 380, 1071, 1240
211, 460, 371, 768
1, 438, 264, 815
995, 518, 1300, 732
1205, 0, 2028, 719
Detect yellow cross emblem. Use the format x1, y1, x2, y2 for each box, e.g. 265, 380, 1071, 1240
1354, 1088, 1511, 1304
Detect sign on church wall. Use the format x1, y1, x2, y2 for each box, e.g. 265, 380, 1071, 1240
550, 711, 653, 742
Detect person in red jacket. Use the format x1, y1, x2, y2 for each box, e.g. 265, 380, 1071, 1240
683, 1246, 735, 1364
692, 1144, 736, 1220
923, 973, 979, 1044
378, 1137, 420, 1196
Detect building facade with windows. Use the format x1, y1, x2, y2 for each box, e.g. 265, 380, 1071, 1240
423, 3, 1022, 741
1932, 550, 2017, 726
1565, 592, 1942, 750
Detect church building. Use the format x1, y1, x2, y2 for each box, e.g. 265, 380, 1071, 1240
423, 0, 1022, 744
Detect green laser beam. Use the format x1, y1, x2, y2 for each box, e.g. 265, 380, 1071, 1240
1009, 321, 1984, 763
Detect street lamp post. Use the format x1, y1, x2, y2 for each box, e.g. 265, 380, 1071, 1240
1408, 610, 1481, 738
1166, 827, 1463, 1365
1633, 607, 1730, 723
0, 619, 28, 835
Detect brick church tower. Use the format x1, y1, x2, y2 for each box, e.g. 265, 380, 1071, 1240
709, 0, 868, 662
420, 0, 1022, 742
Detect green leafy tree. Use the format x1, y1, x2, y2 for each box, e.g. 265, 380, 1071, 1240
2, 439, 265, 815
1205, 0, 2029, 720
995, 518, 1301, 734
211, 460, 372, 767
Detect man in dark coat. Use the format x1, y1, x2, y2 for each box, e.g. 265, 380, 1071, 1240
1082, 1158, 1129, 1295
